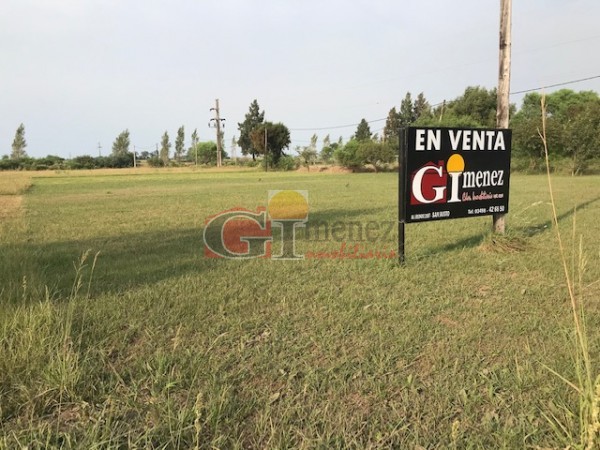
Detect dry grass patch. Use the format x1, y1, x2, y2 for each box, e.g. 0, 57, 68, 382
0, 196, 23, 219
0, 172, 32, 195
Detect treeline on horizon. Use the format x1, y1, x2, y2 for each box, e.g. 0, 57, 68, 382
4, 87, 600, 174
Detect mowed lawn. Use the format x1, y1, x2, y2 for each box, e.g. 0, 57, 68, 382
1, 169, 599, 449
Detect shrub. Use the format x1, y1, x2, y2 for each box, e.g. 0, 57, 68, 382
276, 155, 297, 171
147, 157, 165, 167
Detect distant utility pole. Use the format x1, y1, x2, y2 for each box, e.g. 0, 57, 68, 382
231, 136, 237, 163
98, 142, 102, 157
494, 0, 511, 233
209, 99, 226, 167
133, 145, 137, 168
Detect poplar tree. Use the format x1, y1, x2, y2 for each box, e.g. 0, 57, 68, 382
11, 123, 27, 159
160, 131, 171, 165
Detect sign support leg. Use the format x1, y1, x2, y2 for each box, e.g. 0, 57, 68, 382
398, 128, 407, 265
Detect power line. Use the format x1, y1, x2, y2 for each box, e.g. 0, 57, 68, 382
290, 118, 386, 132
288, 74, 600, 133
509, 74, 600, 95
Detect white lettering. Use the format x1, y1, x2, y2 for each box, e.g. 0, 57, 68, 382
462, 130, 472, 151
449, 130, 462, 150
444, 129, 506, 151
486, 131, 496, 147
462, 170, 505, 188
428, 129, 441, 150
494, 132, 506, 150
415, 129, 426, 151
472, 130, 485, 150
415, 129, 441, 150
447, 172, 461, 203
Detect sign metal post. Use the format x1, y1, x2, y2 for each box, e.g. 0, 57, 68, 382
398, 128, 407, 265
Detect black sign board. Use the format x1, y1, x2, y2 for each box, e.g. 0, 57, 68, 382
400, 126, 512, 223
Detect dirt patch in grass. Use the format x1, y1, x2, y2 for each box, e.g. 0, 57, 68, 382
478, 235, 529, 253
296, 165, 353, 174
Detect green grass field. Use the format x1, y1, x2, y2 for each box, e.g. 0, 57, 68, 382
1, 169, 599, 449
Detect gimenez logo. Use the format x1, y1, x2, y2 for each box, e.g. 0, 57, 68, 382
203, 190, 308, 260
410, 154, 506, 205
203, 190, 396, 261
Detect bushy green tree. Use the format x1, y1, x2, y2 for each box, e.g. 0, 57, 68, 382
334, 140, 395, 171
187, 141, 227, 165
320, 134, 334, 163
356, 141, 395, 172
298, 148, 317, 169
334, 140, 362, 169
563, 98, 600, 174
249, 122, 291, 165
511, 89, 600, 173
111, 129, 130, 156
443, 86, 499, 127
298, 134, 318, 169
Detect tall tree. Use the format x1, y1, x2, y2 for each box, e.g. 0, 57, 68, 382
11, 123, 27, 159
564, 98, 600, 174
413, 92, 431, 121
237, 99, 265, 160
249, 122, 291, 164
111, 129, 130, 156
299, 134, 318, 169
399, 92, 415, 127
309, 134, 318, 152
512, 89, 600, 173
175, 126, 185, 162
354, 119, 372, 141
160, 131, 171, 165
446, 86, 498, 127
320, 134, 332, 162
190, 129, 199, 164
382, 107, 401, 145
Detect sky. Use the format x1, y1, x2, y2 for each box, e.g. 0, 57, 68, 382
1, 0, 600, 159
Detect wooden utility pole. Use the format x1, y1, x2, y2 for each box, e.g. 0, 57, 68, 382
210, 99, 225, 167
494, 0, 512, 233
133, 145, 137, 168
